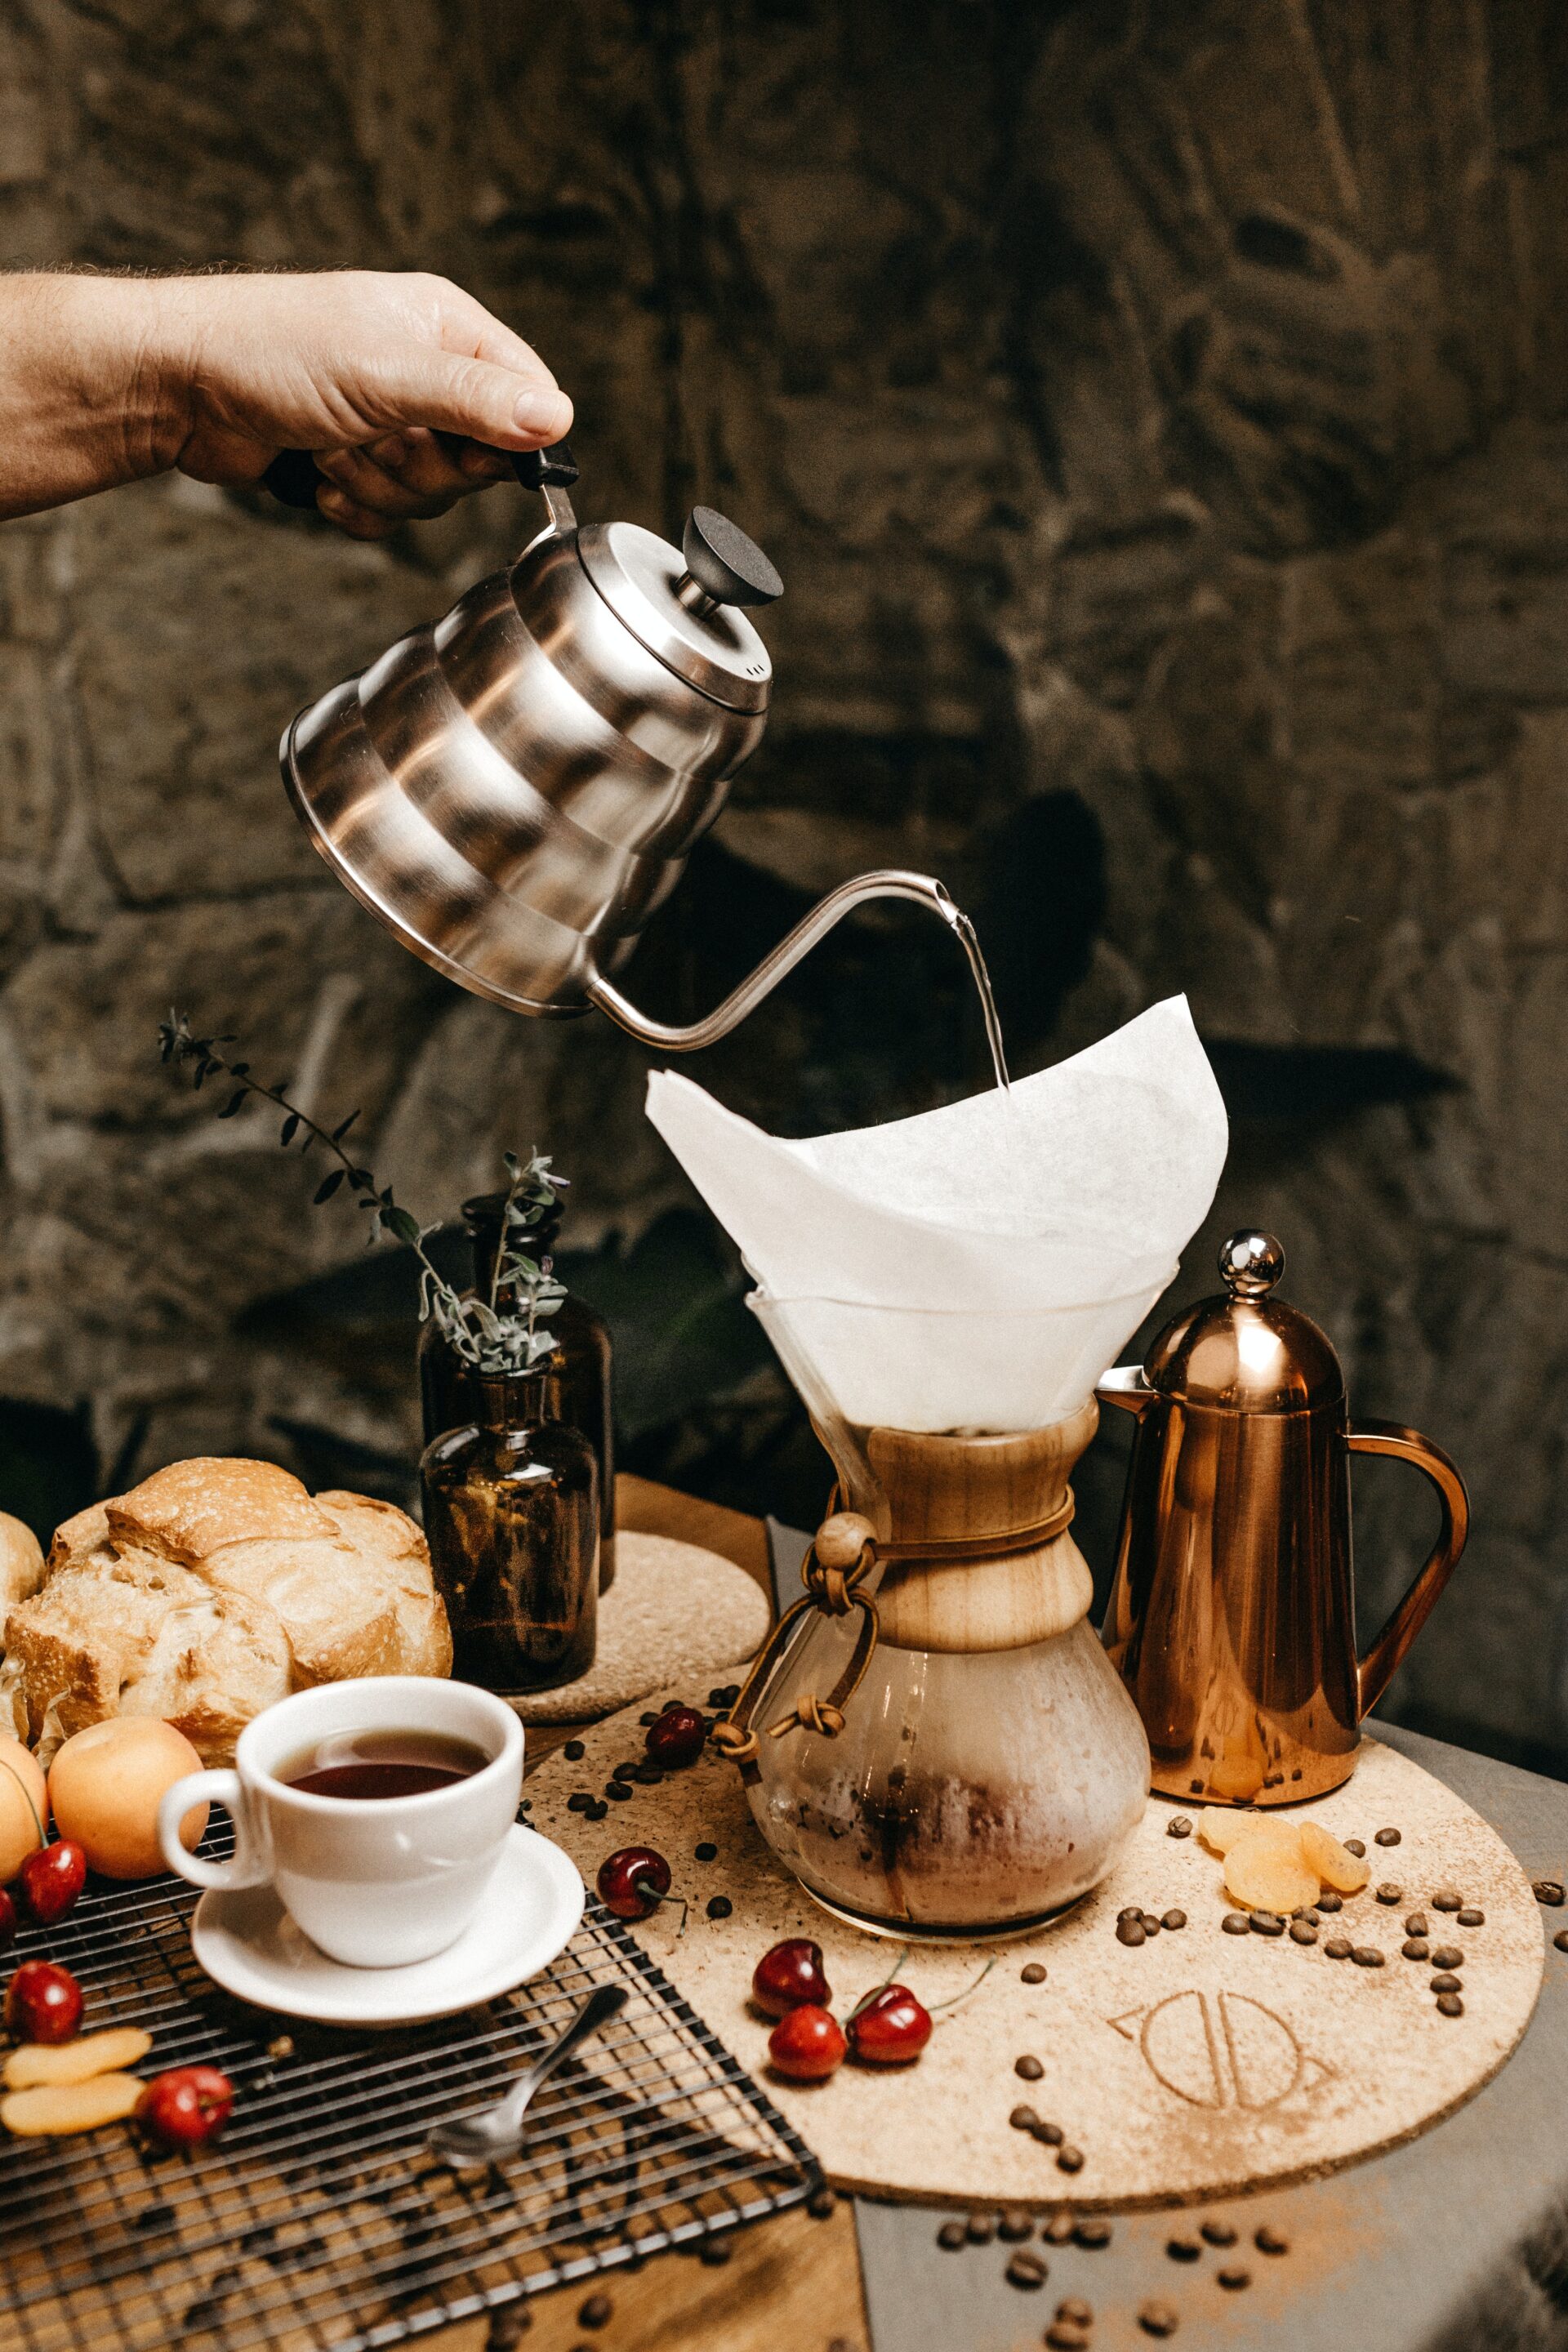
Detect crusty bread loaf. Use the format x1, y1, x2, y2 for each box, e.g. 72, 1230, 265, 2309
0, 1460, 450, 1763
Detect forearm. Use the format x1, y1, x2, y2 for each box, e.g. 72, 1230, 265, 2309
0, 273, 190, 519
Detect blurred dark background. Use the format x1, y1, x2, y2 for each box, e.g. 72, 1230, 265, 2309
0, 0, 1565, 1775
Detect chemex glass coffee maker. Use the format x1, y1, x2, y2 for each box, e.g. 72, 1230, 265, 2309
276, 442, 999, 1054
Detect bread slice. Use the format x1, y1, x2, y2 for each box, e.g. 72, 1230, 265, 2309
197, 1536, 402, 1687
315, 1494, 453, 1679
108, 1458, 336, 1565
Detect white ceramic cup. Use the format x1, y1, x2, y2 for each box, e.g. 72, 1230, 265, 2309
157, 1677, 524, 1968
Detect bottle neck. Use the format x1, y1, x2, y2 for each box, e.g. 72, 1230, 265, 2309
473, 1367, 558, 1432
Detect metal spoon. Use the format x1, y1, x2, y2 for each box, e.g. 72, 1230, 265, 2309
429, 1984, 627, 2165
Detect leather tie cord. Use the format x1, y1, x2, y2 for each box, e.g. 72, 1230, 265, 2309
710, 1488, 1076, 1783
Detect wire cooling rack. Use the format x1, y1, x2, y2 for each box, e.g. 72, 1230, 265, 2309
0, 1825, 822, 2352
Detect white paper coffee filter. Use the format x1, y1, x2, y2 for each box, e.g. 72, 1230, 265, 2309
645, 996, 1227, 1432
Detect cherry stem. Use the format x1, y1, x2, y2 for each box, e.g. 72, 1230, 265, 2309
844, 1943, 911, 2026
634, 1878, 688, 1936
929, 1956, 996, 2015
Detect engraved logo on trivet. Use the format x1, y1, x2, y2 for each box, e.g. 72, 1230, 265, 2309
1109, 1990, 1332, 2110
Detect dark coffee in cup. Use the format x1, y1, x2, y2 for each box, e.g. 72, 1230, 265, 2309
278, 1727, 488, 1802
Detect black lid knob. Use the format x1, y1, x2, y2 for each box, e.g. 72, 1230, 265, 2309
679, 506, 782, 608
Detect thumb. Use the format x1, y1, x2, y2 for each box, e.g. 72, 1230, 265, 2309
363, 348, 572, 450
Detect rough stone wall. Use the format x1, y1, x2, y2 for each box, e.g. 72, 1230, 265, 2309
0, 0, 1564, 1759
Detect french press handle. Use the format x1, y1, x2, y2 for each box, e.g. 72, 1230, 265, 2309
261, 439, 578, 510
1348, 1419, 1469, 1717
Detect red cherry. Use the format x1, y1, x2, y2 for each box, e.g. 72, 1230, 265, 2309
137, 2065, 234, 2149
644, 1705, 707, 1769
847, 1983, 932, 2065
0, 1890, 16, 1953
16, 1840, 87, 1927
4, 1958, 83, 2045
767, 2003, 846, 2082
596, 1846, 673, 1921
751, 1938, 831, 2019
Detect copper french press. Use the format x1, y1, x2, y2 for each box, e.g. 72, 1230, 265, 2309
1099, 1230, 1468, 1805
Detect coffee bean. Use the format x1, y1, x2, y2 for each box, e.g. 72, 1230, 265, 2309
1351, 1946, 1385, 1967
1533, 1880, 1565, 1907
706, 1895, 732, 1920
998, 2210, 1034, 2243
695, 1842, 717, 1861
808, 2187, 836, 2219
965, 2212, 996, 2244
937, 2221, 966, 2251
1222, 1913, 1250, 1935
1430, 1972, 1461, 1994
1290, 1919, 1318, 1944
631, 1765, 662, 1785
1218, 2265, 1252, 2290
567, 1793, 592, 1812
1005, 2251, 1048, 2288
1056, 2299, 1094, 2326
1139, 2300, 1180, 2337
1432, 1890, 1463, 1912
1021, 1962, 1048, 1984
1431, 1945, 1463, 1970
585, 1800, 608, 1820
1344, 1839, 1365, 1857
1168, 1816, 1193, 1838
1045, 2328, 1089, 2351
1250, 1911, 1285, 1936
1200, 2219, 1237, 2247
1325, 1936, 1352, 1958
1166, 2234, 1202, 2261
1374, 1827, 1401, 1846
1190, 1778, 1205, 1794
638, 1712, 660, 1726
1031, 2120, 1065, 2147
563, 1740, 586, 1760
1555, 1929, 1568, 1953
1317, 1891, 1343, 1913
485, 2317, 527, 2351
1255, 2224, 1289, 2254
1405, 1912, 1429, 1936
1437, 1992, 1464, 2016
698, 2235, 733, 2266
1401, 1940, 1430, 1961
1290, 1906, 1318, 1922
1457, 1908, 1485, 1927
1118, 1905, 1144, 1921
1162, 1909, 1187, 1931
1140, 1913, 1163, 1935
1015, 2055, 1044, 2080
1042, 2212, 1076, 2244
606, 1782, 633, 1801
1009, 2104, 1039, 2131
1073, 2218, 1111, 2247
1375, 1883, 1402, 1904
615, 1757, 643, 1778
578, 2292, 612, 2328
1056, 2145, 1085, 2174
1116, 1918, 1147, 1947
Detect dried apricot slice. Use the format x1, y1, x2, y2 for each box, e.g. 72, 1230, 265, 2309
1197, 1809, 1255, 1855
1, 2073, 143, 2136
1223, 1829, 1319, 1916
1300, 1820, 1370, 1894
4, 2029, 152, 2091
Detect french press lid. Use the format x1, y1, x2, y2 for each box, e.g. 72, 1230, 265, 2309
1142, 1231, 1344, 1413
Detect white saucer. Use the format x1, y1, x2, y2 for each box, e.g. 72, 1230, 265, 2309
190, 1825, 585, 2028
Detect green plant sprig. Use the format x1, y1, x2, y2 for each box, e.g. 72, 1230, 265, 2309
158, 1012, 567, 1375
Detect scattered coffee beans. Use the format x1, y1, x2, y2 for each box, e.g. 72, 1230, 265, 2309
1325, 1937, 1352, 1958
1141, 1913, 1163, 1935
1200, 2218, 1236, 2246
1430, 1972, 1461, 1994
1031, 2120, 1065, 2146
937, 2221, 966, 2251
1432, 1890, 1463, 1913
1375, 1883, 1402, 1904
1532, 1880, 1565, 1907
567, 1793, 593, 1813
706, 1895, 732, 1920
1009, 2105, 1038, 2132
1351, 1946, 1385, 1967
1431, 1945, 1463, 1970
1042, 2212, 1076, 2245
1317, 1891, 1343, 1913
1555, 1929, 1568, 1953
1222, 1913, 1250, 1936
808, 2187, 836, 2219
1374, 1827, 1401, 1846
1250, 1911, 1285, 1936
1405, 1912, 1429, 1936
1218, 2265, 1252, 2290
1255, 2224, 1290, 2254
1162, 1909, 1187, 1931
1021, 1962, 1048, 1984
1056, 2146, 1085, 2174
1166, 2233, 1202, 2261
578, 2292, 613, 2328
998, 2210, 1034, 2242
485, 2317, 527, 2351
965, 2212, 996, 2244
563, 1740, 585, 1760
698, 2235, 733, 2265
1401, 1940, 1430, 1962
1005, 2251, 1048, 2288
1343, 1839, 1365, 1857
1290, 1919, 1317, 1945
1073, 2218, 1111, 2247
694, 1842, 717, 1862
1168, 1816, 1192, 1839
1056, 2297, 1094, 2325
1116, 1918, 1147, 1947
1045, 2328, 1088, 2351
1014, 2055, 1044, 2081
1139, 2300, 1179, 2337
1457, 1908, 1485, 1927
1437, 1991, 1464, 2016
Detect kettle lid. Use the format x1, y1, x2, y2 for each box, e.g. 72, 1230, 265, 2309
1143, 1231, 1343, 1412
577, 506, 780, 715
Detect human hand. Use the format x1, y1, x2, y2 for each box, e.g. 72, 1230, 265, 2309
158, 270, 572, 538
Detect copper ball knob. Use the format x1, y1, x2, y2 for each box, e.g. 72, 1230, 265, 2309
1220, 1229, 1285, 1298
814, 1511, 876, 1570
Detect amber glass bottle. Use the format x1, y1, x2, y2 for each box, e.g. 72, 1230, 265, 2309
419, 1193, 616, 1589
421, 1368, 599, 1693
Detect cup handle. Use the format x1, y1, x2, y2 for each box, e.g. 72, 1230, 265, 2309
1349, 1419, 1470, 1719
157, 1770, 270, 1892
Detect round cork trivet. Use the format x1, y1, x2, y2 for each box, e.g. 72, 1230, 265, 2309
505, 1534, 769, 1724
528, 1710, 1544, 2207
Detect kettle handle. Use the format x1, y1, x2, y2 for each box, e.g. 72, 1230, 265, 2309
261, 437, 578, 513
1348, 1419, 1469, 1719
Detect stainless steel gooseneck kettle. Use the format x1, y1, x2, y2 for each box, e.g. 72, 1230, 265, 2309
278, 443, 975, 1050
